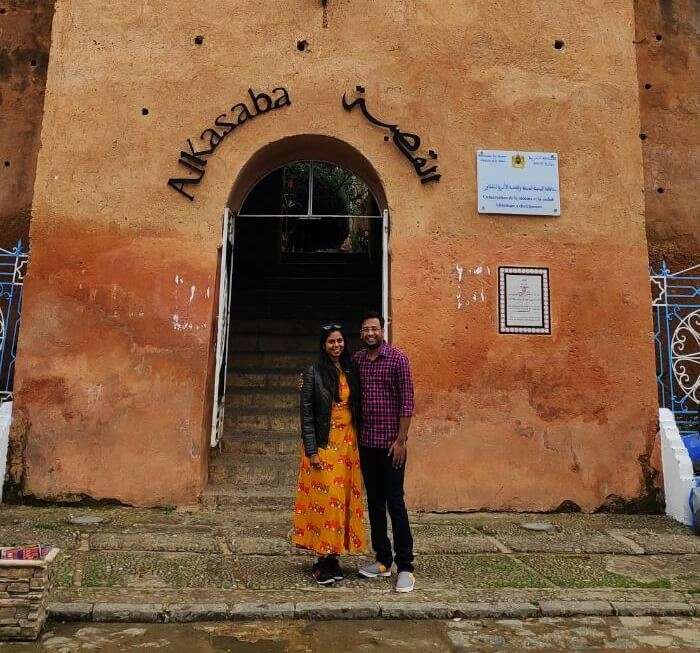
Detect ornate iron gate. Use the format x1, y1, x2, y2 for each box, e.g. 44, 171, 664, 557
651, 263, 700, 436
0, 241, 28, 404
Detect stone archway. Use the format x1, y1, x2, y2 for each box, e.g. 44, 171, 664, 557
204, 135, 388, 509
227, 134, 388, 214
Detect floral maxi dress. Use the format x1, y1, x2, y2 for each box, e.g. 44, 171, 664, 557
292, 371, 367, 556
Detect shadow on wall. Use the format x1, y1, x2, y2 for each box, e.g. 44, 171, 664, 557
634, 0, 699, 270
0, 1, 56, 249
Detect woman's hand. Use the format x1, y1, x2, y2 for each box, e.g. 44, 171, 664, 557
309, 454, 323, 470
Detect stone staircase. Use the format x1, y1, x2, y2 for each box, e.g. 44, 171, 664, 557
206, 323, 312, 502
203, 254, 379, 509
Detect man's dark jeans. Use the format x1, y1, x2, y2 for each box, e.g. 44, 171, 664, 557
359, 445, 414, 573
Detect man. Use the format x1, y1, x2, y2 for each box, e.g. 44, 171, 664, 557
354, 310, 416, 593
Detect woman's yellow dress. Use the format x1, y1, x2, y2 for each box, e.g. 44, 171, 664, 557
292, 371, 367, 555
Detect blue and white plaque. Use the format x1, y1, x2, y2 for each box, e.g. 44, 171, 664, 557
477, 150, 560, 216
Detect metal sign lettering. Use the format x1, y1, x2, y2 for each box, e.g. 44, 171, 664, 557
167, 87, 291, 201
342, 86, 441, 184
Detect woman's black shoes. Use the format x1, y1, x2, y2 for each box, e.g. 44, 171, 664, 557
312, 557, 343, 585
312, 559, 336, 585
328, 557, 344, 581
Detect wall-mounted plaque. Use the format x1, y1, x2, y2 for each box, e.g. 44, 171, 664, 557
498, 267, 551, 334
477, 150, 560, 216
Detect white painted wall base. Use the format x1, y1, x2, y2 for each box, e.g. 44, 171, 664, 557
0, 401, 12, 503
659, 408, 696, 526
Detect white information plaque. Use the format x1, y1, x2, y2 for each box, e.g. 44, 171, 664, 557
477, 150, 560, 216
498, 267, 551, 334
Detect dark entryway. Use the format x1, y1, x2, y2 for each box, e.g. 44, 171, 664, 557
206, 161, 385, 505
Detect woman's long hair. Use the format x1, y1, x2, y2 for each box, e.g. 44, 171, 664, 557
316, 325, 355, 403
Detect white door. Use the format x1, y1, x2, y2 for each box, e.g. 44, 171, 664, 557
211, 208, 235, 447
382, 208, 390, 340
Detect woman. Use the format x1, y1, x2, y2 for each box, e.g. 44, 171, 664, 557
292, 324, 366, 585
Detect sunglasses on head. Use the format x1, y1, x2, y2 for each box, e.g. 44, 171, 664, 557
322, 323, 342, 331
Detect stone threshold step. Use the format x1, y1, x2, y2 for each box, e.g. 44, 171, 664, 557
228, 353, 312, 368
218, 432, 299, 447
201, 485, 295, 508
217, 440, 299, 456
47, 598, 698, 623
229, 319, 350, 335
226, 372, 301, 390
225, 393, 298, 409
228, 364, 309, 374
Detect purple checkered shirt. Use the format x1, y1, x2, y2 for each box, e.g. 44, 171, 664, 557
353, 341, 415, 448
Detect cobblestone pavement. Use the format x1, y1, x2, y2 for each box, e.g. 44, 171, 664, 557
0, 617, 699, 651
0, 504, 698, 622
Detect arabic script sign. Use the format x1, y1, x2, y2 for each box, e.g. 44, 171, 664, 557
477, 150, 560, 216
342, 86, 441, 184
498, 267, 551, 335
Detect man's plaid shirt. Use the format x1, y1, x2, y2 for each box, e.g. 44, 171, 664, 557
353, 342, 415, 448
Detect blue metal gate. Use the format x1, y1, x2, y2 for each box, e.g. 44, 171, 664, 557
651, 263, 700, 437
0, 241, 28, 404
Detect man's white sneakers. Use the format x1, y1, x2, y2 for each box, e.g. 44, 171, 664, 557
395, 571, 415, 593
359, 563, 415, 592
358, 562, 392, 578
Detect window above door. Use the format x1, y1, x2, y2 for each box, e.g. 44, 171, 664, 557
239, 161, 382, 255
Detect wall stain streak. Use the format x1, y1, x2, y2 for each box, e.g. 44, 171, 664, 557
0, 0, 56, 249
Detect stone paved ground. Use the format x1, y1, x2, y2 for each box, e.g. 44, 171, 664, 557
1, 618, 700, 651
0, 504, 698, 622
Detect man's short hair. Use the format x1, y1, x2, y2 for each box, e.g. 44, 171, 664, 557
361, 310, 385, 329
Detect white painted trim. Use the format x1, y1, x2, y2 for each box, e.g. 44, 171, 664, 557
659, 408, 696, 526
0, 401, 11, 503
382, 208, 390, 342
211, 208, 235, 448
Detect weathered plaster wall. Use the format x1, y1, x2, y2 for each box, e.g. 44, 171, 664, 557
0, 1, 54, 249
635, 0, 699, 271
16, 0, 657, 509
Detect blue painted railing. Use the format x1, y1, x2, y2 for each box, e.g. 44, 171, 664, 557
651, 263, 700, 439
0, 241, 28, 404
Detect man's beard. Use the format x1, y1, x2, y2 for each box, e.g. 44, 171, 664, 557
365, 338, 381, 350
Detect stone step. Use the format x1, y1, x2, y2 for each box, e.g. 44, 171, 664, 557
228, 351, 311, 371
224, 409, 298, 435
230, 304, 370, 321
220, 433, 300, 455
227, 371, 300, 391
229, 318, 336, 335
255, 255, 378, 274
209, 462, 298, 487
201, 484, 295, 509
229, 333, 318, 353
232, 288, 377, 306
209, 451, 298, 484
226, 389, 297, 410
233, 275, 375, 291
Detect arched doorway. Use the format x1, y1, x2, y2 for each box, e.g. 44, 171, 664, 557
206, 141, 388, 505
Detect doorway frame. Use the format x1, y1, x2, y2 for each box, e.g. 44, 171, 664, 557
210, 207, 235, 448
210, 208, 390, 448
210, 146, 391, 450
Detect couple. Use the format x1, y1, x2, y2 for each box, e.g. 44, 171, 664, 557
292, 311, 416, 592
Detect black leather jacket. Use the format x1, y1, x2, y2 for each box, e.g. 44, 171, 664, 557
300, 362, 362, 457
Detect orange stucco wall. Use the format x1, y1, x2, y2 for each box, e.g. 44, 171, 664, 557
14, 0, 657, 509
